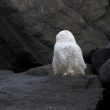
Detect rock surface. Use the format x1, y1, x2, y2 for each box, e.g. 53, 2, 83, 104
0, 0, 109, 72
0, 70, 103, 110
99, 59, 110, 88
23, 64, 53, 76
94, 7, 110, 40
91, 46, 110, 74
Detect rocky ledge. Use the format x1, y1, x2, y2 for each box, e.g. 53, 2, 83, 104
0, 70, 103, 110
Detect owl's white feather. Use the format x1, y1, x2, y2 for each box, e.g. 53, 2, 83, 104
52, 30, 86, 76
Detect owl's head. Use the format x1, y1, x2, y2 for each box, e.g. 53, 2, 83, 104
56, 30, 76, 43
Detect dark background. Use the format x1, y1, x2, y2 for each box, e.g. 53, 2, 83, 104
0, 0, 110, 72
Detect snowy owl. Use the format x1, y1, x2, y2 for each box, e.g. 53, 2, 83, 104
52, 30, 86, 76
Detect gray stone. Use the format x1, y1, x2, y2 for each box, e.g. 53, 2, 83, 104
77, 26, 109, 55
80, 0, 108, 21
99, 59, 110, 88
63, 0, 109, 21
0, 8, 42, 71
0, 70, 103, 110
23, 64, 53, 76
92, 46, 110, 74
0, 0, 109, 72
94, 8, 110, 40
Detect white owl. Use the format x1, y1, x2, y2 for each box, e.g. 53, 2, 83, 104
52, 30, 86, 76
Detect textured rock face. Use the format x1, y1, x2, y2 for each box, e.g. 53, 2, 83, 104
63, 0, 108, 21
0, 71, 103, 110
0, 0, 109, 72
99, 59, 110, 88
94, 8, 110, 40
91, 46, 110, 74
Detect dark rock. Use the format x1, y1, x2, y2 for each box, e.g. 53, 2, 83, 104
23, 64, 53, 76
63, 0, 108, 21
0, 54, 11, 70
77, 26, 109, 56
94, 8, 110, 40
91, 46, 110, 74
96, 88, 110, 110
85, 63, 93, 74
79, 0, 108, 21
0, 7, 52, 72
99, 59, 110, 88
0, 70, 103, 110
0, 0, 109, 72
12, 51, 42, 73
0, 38, 12, 70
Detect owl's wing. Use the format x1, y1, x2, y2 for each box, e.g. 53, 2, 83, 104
53, 44, 67, 75
53, 45, 67, 65
74, 45, 86, 69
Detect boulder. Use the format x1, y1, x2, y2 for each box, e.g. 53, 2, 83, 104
99, 59, 110, 88
91, 46, 110, 74
0, 70, 103, 110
